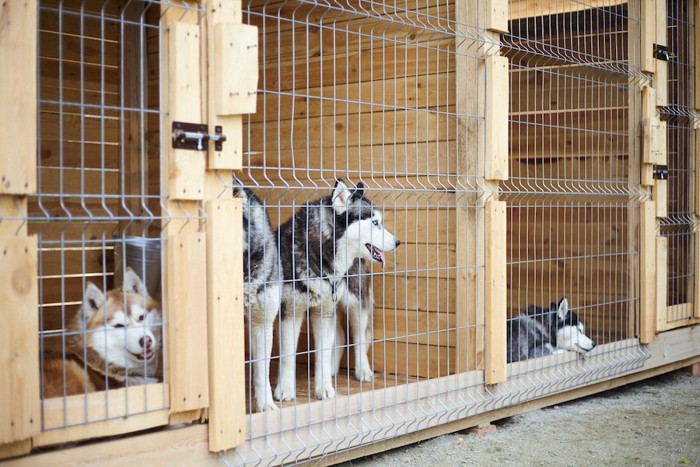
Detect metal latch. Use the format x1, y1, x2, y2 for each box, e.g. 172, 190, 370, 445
653, 165, 669, 180
653, 44, 672, 62
172, 121, 227, 151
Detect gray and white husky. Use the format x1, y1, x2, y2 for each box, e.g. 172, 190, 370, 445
234, 181, 281, 412
507, 297, 596, 363
274, 180, 400, 401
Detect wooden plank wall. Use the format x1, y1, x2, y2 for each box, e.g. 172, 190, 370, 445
242, 0, 463, 378
503, 4, 635, 345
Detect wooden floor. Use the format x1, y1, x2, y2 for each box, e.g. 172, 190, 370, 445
246, 361, 422, 413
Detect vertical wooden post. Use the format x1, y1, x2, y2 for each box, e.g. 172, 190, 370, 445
486, 0, 509, 34
204, 0, 254, 451
0, 0, 39, 457
485, 55, 510, 181
160, 7, 210, 421
639, 201, 657, 344
655, 236, 668, 333
655, 0, 668, 106
640, 0, 656, 74
485, 201, 507, 385
454, 0, 476, 374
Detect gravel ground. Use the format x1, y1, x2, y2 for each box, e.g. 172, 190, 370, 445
343, 369, 700, 466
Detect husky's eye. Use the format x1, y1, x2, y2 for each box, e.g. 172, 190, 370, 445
137, 315, 145, 322
372, 219, 379, 226
113, 323, 125, 329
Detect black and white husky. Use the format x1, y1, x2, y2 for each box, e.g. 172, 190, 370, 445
234, 182, 281, 412
507, 297, 596, 363
274, 180, 400, 401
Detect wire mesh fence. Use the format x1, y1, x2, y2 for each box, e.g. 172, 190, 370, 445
221, 0, 653, 464
32, 0, 204, 431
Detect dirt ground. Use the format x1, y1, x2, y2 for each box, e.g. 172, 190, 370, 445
344, 369, 700, 466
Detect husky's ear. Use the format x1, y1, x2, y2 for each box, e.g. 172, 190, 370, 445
352, 181, 366, 200
557, 297, 569, 320
123, 267, 150, 298
332, 179, 352, 214
82, 282, 105, 321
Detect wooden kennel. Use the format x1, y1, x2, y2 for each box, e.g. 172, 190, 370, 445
1, 0, 700, 465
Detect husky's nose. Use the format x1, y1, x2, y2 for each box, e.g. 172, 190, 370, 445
395, 239, 401, 247
139, 336, 153, 349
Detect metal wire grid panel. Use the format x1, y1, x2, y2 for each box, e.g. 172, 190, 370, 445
500, 2, 649, 384
659, 0, 697, 326
32, 0, 202, 431
225, 1, 497, 464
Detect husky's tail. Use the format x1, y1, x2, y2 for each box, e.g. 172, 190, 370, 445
232, 175, 248, 203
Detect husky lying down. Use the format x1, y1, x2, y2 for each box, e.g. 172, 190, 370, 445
507, 297, 596, 363
43, 268, 162, 398
275, 180, 401, 401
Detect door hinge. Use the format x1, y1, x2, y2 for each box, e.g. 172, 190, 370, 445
172, 121, 227, 151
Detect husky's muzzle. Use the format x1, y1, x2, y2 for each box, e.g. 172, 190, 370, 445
365, 238, 400, 268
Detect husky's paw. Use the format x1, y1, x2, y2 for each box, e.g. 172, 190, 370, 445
314, 383, 336, 400
274, 384, 296, 401
254, 399, 279, 412
355, 365, 374, 382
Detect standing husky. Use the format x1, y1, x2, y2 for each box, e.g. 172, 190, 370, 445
507, 297, 596, 363
234, 182, 281, 412
274, 180, 400, 401
43, 268, 162, 398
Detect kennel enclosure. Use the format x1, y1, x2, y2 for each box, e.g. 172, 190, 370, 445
1, 0, 700, 465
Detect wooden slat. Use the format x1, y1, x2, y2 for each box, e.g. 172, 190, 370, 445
260, 39, 454, 92
485, 201, 506, 385
166, 233, 209, 412
206, 200, 246, 451
250, 73, 455, 124
0, 439, 31, 461
485, 55, 509, 180
247, 109, 455, 151
655, 0, 668, 107
640, 0, 656, 73
695, 233, 700, 319
639, 201, 656, 344
654, 179, 668, 218
168, 21, 205, 200
35, 410, 169, 449
0, 0, 37, 194
508, 0, 626, 20
371, 341, 453, 378
375, 308, 456, 347
656, 236, 668, 333
41, 383, 168, 431
215, 24, 258, 116
0, 236, 40, 444
696, 0, 700, 110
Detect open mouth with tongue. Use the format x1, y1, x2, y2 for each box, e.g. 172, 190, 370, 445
365, 243, 385, 267
132, 349, 155, 361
